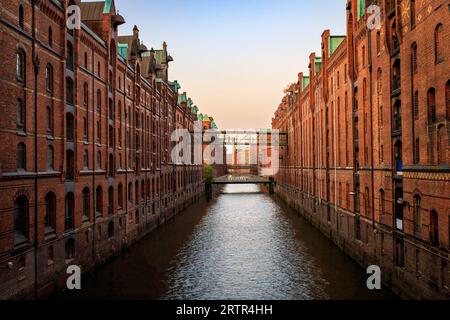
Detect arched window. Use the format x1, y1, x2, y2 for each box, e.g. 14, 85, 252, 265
108, 221, 114, 239
45, 192, 56, 234
97, 90, 102, 112
96, 186, 103, 215
17, 98, 25, 130
66, 150, 74, 181
18, 5, 24, 29
82, 188, 90, 221
427, 88, 436, 124
411, 43, 418, 75
108, 186, 114, 216
14, 196, 29, 244
434, 24, 443, 63
66, 78, 74, 104
430, 210, 439, 247
65, 193, 74, 231
437, 125, 446, 165
46, 106, 53, 134
67, 42, 74, 71
65, 239, 75, 261
391, 20, 399, 52
83, 149, 89, 169
47, 146, 54, 170
17, 143, 26, 171
83, 83, 89, 106
118, 183, 124, 208
413, 195, 422, 235
45, 64, 53, 92
17, 50, 25, 81
48, 27, 53, 47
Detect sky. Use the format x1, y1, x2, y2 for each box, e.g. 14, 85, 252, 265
115, 0, 346, 129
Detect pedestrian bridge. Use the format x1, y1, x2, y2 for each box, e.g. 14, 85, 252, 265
212, 175, 274, 185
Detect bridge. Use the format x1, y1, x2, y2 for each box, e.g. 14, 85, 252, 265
212, 175, 276, 193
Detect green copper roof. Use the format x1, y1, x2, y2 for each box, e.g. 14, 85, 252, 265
357, 0, 365, 20
118, 43, 128, 60
329, 36, 345, 56
302, 76, 310, 90
103, 0, 112, 13
211, 121, 218, 129
178, 92, 188, 105
314, 57, 322, 74
187, 98, 194, 108
191, 105, 199, 114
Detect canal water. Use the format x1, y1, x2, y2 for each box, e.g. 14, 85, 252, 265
61, 184, 396, 300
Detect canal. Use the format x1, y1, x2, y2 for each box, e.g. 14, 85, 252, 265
61, 184, 396, 300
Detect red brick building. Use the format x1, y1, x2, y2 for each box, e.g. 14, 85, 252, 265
272, 0, 449, 299
0, 0, 207, 299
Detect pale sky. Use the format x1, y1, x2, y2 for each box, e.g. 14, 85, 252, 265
115, 0, 346, 129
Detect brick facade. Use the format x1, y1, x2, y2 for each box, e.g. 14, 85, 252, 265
0, 0, 211, 299
272, 0, 449, 299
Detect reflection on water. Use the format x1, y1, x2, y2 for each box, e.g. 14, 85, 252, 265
61, 184, 396, 300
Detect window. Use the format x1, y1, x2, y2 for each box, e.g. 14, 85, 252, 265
17, 143, 26, 171
17, 99, 25, 129
14, 196, 29, 245
108, 221, 114, 239
66, 150, 74, 181
108, 153, 114, 176
97, 90, 102, 112
414, 139, 420, 164
413, 195, 422, 235
47, 146, 54, 170
446, 80, 450, 122
45, 193, 56, 234
66, 78, 74, 105
108, 187, 114, 216
82, 188, 90, 221
411, 43, 418, 75
84, 52, 88, 68
67, 42, 74, 71
97, 151, 102, 169
65, 193, 74, 231
45, 64, 53, 92
411, 0, 416, 27
97, 121, 101, 143
48, 27, 53, 47
83, 150, 89, 169
437, 125, 446, 165
46, 106, 53, 134
392, 59, 401, 91
376, 31, 381, 54
83, 83, 89, 107
128, 182, 133, 203
380, 189, 385, 222
393, 100, 402, 131
65, 239, 75, 261
427, 88, 436, 124
430, 210, 439, 247
96, 186, 103, 216
17, 50, 25, 81
97, 62, 101, 76
83, 117, 88, 141
19, 5, 24, 29
413, 91, 419, 120
435, 24, 443, 63
66, 113, 74, 142
118, 183, 124, 208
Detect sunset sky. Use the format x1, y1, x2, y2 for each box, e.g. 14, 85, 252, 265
115, 0, 346, 129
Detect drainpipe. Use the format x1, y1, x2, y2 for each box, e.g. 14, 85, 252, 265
367, 24, 376, 230
31, 0, 39, 300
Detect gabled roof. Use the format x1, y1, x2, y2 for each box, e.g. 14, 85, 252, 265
80, 0, 116, 21
329, 36, 345, 56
